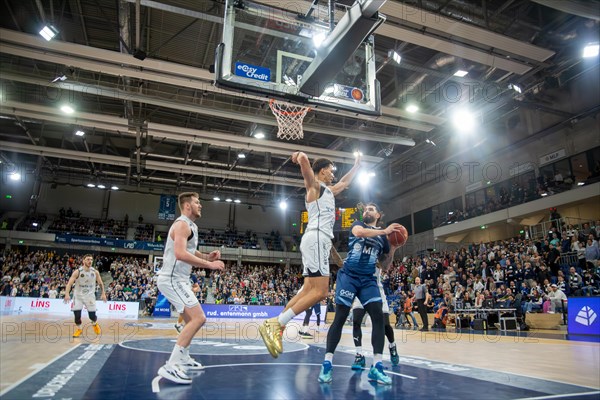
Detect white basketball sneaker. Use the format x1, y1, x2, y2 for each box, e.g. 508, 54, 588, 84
179, 356, 204, 370
158, 363, 192, 384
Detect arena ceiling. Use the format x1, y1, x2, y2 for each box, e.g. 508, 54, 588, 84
0, 0, 599, 208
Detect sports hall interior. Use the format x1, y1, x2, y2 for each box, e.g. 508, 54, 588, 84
0, 1, 599, 399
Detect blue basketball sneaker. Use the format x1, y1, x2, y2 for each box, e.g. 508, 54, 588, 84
351, 354, 366, 370
318, 361, 333, 383
368, 362, 392, 385
390, 345, 399, 366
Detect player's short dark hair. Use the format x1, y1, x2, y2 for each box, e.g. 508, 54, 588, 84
178, 192, 199, 210
312, 158, 334, 175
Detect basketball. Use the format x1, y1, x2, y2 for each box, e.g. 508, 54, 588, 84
388, 225, 408, 246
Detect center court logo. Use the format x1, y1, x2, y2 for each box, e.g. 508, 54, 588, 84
575, 306, 597, 326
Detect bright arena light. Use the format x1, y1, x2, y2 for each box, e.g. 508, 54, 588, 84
313, 32, 327, 48
60, 105, 74, 114
583, 43, 599, 58
279, 200, 288, 210
9, 172, 21, 181
111, 186, 119, 190
452, 109, 476, 133
213, 196, 221, 201
358, 171, 376, 186
253, 132, 265, 139
39, 25, 58, 41
406, 104, 419, 113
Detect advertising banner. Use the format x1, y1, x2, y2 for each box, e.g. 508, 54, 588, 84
567, 297, 600, 336
153, 292, 171, 317
0, 297, 139, 319
55, 235, 165, 252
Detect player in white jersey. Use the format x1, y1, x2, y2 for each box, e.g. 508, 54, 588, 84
351, 266, 399, 369
259, 151, 361, 358
64, 254, 106, 338
156, 192, 225, 385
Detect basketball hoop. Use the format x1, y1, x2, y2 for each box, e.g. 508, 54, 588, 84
269, 99, 310, 141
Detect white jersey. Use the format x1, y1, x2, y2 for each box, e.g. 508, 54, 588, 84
73, 267, 97, 297
158, 215, 198, 281
305, 182, 335, 239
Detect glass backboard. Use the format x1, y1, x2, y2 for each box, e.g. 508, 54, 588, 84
215, 0, 381, 115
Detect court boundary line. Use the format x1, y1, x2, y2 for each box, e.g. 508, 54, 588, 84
118, 338, 310, 355
391, 353, 600, 392
0, 344, 81, 397
196, 362, 417, 380
513, 390, 600, 400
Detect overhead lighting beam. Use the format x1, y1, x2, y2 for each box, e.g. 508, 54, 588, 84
0, 29, 439, 130
381, 2, 555, 62
376, 23, 533, 75
1, 99, 386, 164
0, 141, 306, 188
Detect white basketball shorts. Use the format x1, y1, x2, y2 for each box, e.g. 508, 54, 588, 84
157, 276, 199, 314
300, 230, 332, 277
72, 294, 97, 312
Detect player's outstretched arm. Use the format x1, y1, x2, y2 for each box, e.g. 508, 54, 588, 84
292, 151, 316, 190
330, 153, 361, 196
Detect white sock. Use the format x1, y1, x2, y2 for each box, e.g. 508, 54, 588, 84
389, 342, 396, 348
168, 344, 186, 365
278, 309, 296, 326
356, 346, 362, 355
302, 324, 309, 332
373, 354, 383, 365
182, 346, 190, 359
325, 353, 334, 363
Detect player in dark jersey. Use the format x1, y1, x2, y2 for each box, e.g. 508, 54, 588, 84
318, 203, 403, 385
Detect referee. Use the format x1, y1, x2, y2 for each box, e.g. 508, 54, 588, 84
414, 277, 431, 331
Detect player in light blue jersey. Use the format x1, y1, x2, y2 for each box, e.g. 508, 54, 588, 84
318, 203, 403, 385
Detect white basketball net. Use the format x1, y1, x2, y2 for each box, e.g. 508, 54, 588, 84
269, 99, 310, 141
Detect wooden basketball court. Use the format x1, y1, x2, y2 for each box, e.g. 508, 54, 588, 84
1, 314, 599, 399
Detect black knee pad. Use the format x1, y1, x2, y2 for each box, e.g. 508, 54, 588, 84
88, 311, 97, 322
73, 310, 82, 325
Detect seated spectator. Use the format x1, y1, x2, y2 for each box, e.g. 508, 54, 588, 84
568, 266, 583, 296
546, 284, 567, 313
582, 271, 599, 297
523, 288, 544, 313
